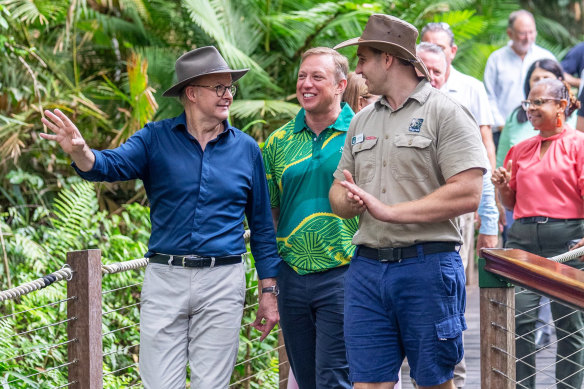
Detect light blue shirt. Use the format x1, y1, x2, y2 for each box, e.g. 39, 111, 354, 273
442, 68, 499, 236
484, 41, 555, 127
478, 169, 498, 235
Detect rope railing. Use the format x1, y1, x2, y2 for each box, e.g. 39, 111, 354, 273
0, 228, 282, 389
480, 248, 584, 389
0, 265, 72, 302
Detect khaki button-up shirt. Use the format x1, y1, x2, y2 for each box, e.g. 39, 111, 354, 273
334, 80, 487, 248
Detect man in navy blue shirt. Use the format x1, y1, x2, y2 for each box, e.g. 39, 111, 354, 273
40, 46, 281, 388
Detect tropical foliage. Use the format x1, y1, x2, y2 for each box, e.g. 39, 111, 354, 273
0, 0, 583, 387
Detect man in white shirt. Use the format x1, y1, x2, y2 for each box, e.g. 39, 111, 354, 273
421, 22, 496, 171
483, 9, 555, 143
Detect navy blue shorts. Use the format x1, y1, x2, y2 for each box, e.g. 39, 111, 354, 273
344, 247, 466, 386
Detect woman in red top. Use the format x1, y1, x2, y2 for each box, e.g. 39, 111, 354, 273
493, 78, 584, 389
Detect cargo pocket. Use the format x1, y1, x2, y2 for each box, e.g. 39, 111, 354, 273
435, 315, 465, 366
391, 134, 432, 181
352, 137, 378, 184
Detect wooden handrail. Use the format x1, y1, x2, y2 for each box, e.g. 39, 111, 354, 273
481, 248, 584, 309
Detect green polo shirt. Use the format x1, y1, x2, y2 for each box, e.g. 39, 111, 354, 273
263, 103, 358, 275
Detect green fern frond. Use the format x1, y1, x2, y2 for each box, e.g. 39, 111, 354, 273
230, 100, 300, 120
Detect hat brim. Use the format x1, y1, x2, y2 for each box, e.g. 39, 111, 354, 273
334, 38, 430, 81
162, 68, 249, 97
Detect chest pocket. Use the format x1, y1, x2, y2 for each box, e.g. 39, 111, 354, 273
352, 137, 378, 185
390, 134, 433, 181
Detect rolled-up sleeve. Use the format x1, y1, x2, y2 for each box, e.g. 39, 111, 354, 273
478, 170, 499, 235
246, 148, 282, 279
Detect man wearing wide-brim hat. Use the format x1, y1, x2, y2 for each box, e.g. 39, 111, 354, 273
329, 14, 487, 389
40, 46, 281, 388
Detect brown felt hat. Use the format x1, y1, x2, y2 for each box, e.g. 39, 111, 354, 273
334, 14, 430, 81
163, 46, 249, 97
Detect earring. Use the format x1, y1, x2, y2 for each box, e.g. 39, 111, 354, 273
556, 112, 562, 128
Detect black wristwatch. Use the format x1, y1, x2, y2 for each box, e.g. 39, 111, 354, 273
261, 284, 279, 296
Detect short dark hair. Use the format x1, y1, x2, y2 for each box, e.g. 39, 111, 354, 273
365, 46, 414, 70
534, 78, 580, 118
516, 59, 564, 123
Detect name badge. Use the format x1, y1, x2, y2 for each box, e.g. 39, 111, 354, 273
351, 133, 364, 145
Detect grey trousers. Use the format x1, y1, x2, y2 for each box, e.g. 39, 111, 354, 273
139, 262, 245, 388
506, 219, 584, 389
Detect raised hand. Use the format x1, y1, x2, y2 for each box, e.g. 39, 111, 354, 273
491, 160, 512, 189
339, 169, 390, 222
40, 109, 95, 171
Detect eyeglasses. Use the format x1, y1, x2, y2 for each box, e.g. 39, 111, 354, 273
521, 98, 561, 111
190, 84, 237, 98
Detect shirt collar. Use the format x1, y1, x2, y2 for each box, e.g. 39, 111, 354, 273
506, 40, 535, 56
376, 79, 432, 110
171, 111, 235, 138
536, 128, 567, 142
292, 102, 354, 133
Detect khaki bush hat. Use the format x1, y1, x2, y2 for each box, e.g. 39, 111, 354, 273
163, 46, 249, 97
334, 14, 430, 80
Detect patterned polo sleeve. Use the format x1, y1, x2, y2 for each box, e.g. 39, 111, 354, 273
262, 130, 281, 208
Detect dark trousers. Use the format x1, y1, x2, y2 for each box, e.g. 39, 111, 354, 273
506, 220, 584, 389
278, 262, 351, 389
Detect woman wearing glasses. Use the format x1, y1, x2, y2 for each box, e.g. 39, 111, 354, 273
496, 59, 575, 169
492, 78, 584, 389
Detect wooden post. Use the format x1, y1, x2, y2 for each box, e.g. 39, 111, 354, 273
479, 258, 515, 389
278, 331, 289, 389
67, 250, 103, 389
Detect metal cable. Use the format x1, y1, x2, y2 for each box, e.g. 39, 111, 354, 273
102, 282, 143, 295
0, 266, 73, 302
102, 362, 139, 377
0, 297, 75, 321
102, 323, 139, 337
102, 302, 140, 316
50, 381, 78, 389
241, 328, 282, 345
492, 368, 531, 389
229, 360, 287, 387
0, 338, 77, 364
103, 342, 140, 358
6, 359, 77, 385
233, 344, 284, 368
3, 317, 76, 339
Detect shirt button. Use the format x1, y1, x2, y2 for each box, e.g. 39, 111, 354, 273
385, 135, 389, 139
408, 139, 413, 145
382, 188, 386, 193
383, 161, 387, 167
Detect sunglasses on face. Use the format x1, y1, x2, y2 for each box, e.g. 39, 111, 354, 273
521, 98, 561, 111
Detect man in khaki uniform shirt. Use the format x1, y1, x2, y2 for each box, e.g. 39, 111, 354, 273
330, 14, 487, 389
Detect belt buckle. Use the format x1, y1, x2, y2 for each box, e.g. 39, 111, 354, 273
536, 217, 548, 224
378, 248, 401, 262
182, 255, 202, 267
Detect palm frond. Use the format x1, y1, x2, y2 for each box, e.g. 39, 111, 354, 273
230, 99, 300, 120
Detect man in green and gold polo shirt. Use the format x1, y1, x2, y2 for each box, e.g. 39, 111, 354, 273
263, 47, 357, 389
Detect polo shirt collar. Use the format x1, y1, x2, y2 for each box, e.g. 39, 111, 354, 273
376, 79, 432, 110
293, 102, 354, 134
171, 111, 235, 138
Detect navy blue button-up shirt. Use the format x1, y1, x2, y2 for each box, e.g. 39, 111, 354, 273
73, 112, 281, 279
